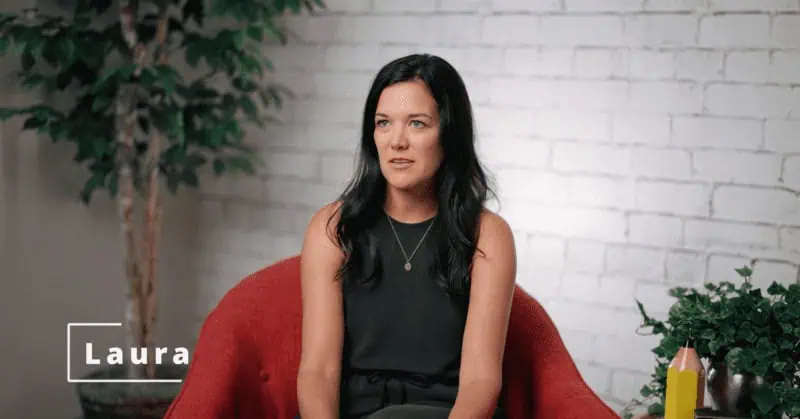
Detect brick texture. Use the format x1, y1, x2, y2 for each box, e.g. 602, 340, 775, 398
194, 1, 800, 413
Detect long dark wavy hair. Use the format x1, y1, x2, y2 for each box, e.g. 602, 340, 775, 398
328, 53, 495, 300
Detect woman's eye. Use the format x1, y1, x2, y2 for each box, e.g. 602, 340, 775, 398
410, 120, 425, 128
376, 120, 388, 127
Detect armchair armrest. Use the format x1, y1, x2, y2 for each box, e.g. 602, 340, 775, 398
164, 307, 266, 419
505, 289, 619, 418
534, 376, 619, 418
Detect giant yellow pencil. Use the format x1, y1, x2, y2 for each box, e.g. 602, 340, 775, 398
665, 343, 706, 419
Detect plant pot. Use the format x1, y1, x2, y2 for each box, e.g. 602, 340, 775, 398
76, 364, 188, 419
707, 361, 766, 417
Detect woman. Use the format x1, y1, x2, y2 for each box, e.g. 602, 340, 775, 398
296, 54, 517, 419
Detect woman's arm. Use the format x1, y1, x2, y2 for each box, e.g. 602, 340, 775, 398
297, 202, 346, 419
449, 211, 517, 419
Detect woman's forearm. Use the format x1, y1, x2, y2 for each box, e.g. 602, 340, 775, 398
448, 378, 502, 419
297, 369, 340, 419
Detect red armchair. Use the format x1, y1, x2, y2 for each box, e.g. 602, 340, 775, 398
164, 255, 619, 419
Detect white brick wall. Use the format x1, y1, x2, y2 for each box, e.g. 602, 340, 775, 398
195, 0, 800, 412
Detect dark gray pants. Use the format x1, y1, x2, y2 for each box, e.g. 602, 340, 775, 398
365, 404, 451, 419
296, 404, 451, 419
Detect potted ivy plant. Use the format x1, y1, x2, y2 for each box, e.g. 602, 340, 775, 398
622, 265, 800, 419
0, 0, 324, 417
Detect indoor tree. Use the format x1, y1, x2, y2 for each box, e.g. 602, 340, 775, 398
0, 0, 324, 381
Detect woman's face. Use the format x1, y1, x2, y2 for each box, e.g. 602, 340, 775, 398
373, 79, 443, 193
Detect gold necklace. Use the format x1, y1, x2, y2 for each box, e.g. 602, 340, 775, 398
386, 214, 436, 272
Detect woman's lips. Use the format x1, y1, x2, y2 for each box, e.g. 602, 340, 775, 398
389, 158, 413, 168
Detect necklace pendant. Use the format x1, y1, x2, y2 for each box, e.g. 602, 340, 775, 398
404, 262, 412, 271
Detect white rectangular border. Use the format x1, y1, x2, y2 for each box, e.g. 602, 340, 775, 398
67, 322, 183, 383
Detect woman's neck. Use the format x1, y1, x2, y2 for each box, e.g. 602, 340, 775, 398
384, 185, 437, 224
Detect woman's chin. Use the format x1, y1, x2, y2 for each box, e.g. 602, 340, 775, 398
385, 178, 433, 194
386, 181, 417, 192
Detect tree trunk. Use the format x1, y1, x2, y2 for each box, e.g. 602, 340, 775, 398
118, 86, 144, 380
140, 1, 170, 380
116, 0, 172, 380
118, 0, 147, 380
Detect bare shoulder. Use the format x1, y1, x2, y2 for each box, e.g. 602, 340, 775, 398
476, 209, 515, 258
304, 201, 343, 244
308, 200, 343, 230
302, 200, 345, 263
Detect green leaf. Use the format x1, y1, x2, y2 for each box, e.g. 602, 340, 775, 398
736, 326, 755, 343
21, 73, 47, 90
286, 0, 302, 13
79, 173, 105, 204
752, 358, 770, 377
772, 361, 787, 372
59, 38, 75, 63
226, 155, 256, 175
767, 281, 786, 296
270, 84, 291, 107
167, 173, 179, 194
21, 49, 35, 71
647, 402, 664, 416
213, 159, 225, 176
263, 22, 288, 44
786, 303, 800, 318
232, 30, 246, 50
0, 108, 19, 121
22, 116, 46, 130
752, 386, 778, 414
181, 170, 198, 187
735, 265, 753, 279
56, 71, 72, 89
261, 56, 275, 72
186, 153, 206, 168
88, 0, 113, 15
181, 0, 204, 25
720, 324, 736, 340
185, 44, 202, 67
232, 76, 257, 92
708, 339, 722, 354
154, 65, 178, 94
701, 328, 716, 340
42, 41, 59, 66
91, 95, 111, 113
780, 338, 793, 350
246, 25, 263, 41
107, 171, 118, 197
73, 16, 92, 28
93, 64, 136, 91
239, 96, 258, 120
222, 93, 238, 116
140, 67, 157, 89
238, 53, 262, 75
117, 64, 137, 82
151, 109, 171, 133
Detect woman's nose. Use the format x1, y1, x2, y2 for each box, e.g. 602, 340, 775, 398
389, 127, 409, 150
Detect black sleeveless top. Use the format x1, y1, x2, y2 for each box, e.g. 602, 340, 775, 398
338, 213, 504, 418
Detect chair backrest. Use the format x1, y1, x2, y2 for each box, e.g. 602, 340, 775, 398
213, 255, 587, 418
